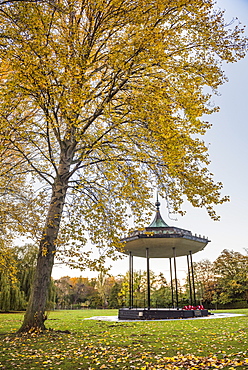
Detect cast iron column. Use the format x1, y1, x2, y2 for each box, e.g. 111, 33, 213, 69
187, 254, 193, 305
146, 248, 150, 309
129, 251, 133, 308
169, 257, 174, 307
190, 251, 196, 306
173, 247, 179, 307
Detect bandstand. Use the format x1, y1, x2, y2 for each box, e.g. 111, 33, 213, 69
118, 200, 210, 320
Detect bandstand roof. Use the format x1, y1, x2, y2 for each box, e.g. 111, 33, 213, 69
121, 200, 210, 258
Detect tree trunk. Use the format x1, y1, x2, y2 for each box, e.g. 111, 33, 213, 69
18, 135, 76, 333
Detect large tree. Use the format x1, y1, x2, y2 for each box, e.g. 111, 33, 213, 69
0, 0, 246, 332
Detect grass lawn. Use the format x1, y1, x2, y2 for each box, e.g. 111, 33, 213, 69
0, 308, 248, 369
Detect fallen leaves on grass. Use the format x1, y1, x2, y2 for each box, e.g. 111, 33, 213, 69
1, 334, 248, 369
1, 311, 248, 369
154, 354, 248, 369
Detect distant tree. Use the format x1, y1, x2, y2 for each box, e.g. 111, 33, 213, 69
193, 259, 216, 305
54, 276, 97, 308
108, 282, 122, 308
94, 272, 117, 307
118, 275, 129, 307
0, 0, 246, 332
0, 243, 56, 311
0, 240, 25, 311
119, 270, 173, 308
150, 273, 172, 307
15, 244, 38, 301
54, 276, 72, 309
213, 249, 248, 305
0, 272, 26, 311
69, 277, 86, 305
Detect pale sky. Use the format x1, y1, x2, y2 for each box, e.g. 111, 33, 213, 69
52, 0, 248, 281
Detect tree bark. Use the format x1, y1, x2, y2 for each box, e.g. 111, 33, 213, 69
18, 134, 76, 333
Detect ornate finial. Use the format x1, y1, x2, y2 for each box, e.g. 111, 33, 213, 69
155, 192, 160, 210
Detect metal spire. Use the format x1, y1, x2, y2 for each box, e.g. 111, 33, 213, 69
148, 194, 169, 228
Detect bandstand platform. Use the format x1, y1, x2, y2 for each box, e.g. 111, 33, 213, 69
118, 307, 209, 320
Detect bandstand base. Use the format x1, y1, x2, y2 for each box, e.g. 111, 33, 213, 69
118, 308, 209, 320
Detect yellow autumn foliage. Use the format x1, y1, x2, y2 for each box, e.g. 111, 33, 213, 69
0, 0, 246, 232
0, 242, 17, 284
